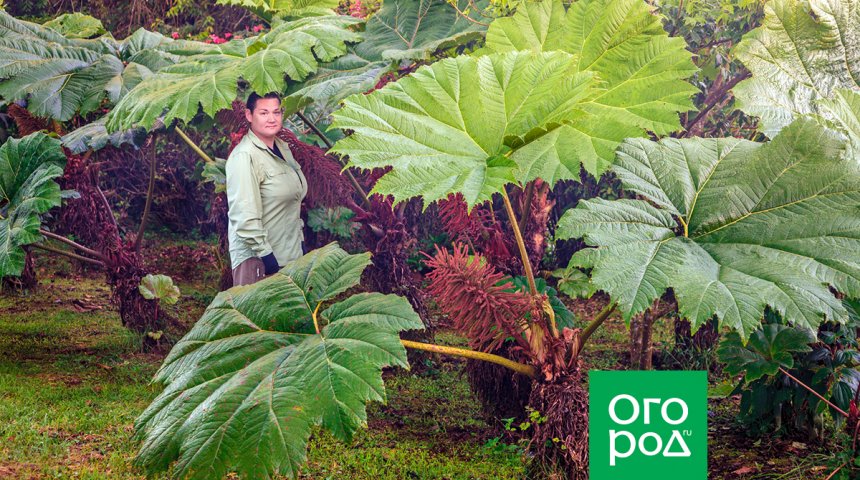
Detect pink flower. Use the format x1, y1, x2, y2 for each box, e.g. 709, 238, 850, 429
171, 31, 180, 39
210, 34, 226, 44
224, 32, 232, 39
349, 0, 364, 17
252, 24, 263, 33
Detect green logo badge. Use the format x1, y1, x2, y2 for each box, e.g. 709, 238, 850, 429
589, 371, 707, 479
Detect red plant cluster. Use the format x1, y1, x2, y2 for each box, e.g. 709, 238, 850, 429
8, 104, 49, 136
517, 179, 554, 269
57, 150, 170, 336
437, 193, 515, 270
425, 243, 532, 353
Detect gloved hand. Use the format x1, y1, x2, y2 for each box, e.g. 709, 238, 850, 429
261, 253, 279, 275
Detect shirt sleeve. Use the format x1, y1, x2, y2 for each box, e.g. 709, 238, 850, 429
226, 152, 273, 257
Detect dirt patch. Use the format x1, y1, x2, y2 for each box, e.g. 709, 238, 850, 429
707, 397, 835, 479
35, 427, 112, 473
0, 462, 40, 480
33, 373, 85, 388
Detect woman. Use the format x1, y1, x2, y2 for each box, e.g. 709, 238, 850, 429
225, 92, 307, 286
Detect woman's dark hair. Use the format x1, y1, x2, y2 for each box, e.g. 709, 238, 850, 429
246, 92, 281, 112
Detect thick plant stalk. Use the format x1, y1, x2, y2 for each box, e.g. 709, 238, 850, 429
401, 339, 536, 378
31, 243, 105, 267
500, 188, 537, 297
134, 135, 157, 252
295, 111, 372, 210
39, 229, 105, 261
579, 303, 617, 350
174, 126, 215, 164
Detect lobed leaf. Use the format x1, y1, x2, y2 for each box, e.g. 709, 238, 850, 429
330, 0, 697, 208
283, 0, 487, 115
107, 15, 361, 132
733, 0, 860, 138
479, 0, 698, 179
331, 51, 598, 207
138, 274, 181, 305
0, 133, 67, 277
718, 324, 816, 382
43, 13, 106, 39
557, 118, 860, 340
135, 243, 424, 479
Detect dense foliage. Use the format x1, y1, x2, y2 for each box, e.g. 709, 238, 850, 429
0, 133, 65, 276
1, 0, 860, 477
135, 244, 423, 478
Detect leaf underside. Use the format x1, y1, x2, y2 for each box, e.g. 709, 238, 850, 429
0, 133, 66, 277
283, 0, 488, 115
733, 0, 860, 138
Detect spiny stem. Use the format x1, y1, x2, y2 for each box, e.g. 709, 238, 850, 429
295, 111, 372, 210
134, 134, 157, 252
175, 127, 215, 164
500, 188, 538, 298
779, 366, 848, 418
31, 244, 105, 267
39, 229, 105, 261
401, 339, 536, 378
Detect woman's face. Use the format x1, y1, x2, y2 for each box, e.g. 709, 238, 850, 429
245, 97, 283, 140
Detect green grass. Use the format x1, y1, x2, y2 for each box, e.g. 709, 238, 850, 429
0, 273, 524, 479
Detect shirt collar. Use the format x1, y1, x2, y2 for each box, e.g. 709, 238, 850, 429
246, 130, 301, 170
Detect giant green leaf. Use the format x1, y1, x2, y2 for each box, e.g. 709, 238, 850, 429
0, 133, 66, 277
107, 15, 361, 132
820, 88, 860, 155
557, 118, 860, 340
329, 0, 698, 207
61, 116, 149, 154
479, 0, 698, 177
0, 12, 202, 121
733, 0, 860, 138
330, 51, 600, 207
43, 13, 106, 39
135, 243, 423, 479
283, 0, 487, 115
718, 324, 816, 382
216, 0, 340, 17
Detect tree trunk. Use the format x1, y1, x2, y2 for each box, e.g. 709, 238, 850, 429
630, 309, 655, 370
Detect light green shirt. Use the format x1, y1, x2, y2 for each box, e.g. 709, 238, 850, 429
226, 130, 307, 269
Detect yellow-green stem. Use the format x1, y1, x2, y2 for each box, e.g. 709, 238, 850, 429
579, 303, 617, 350
312, 302, 322, 334
500, 188, 537, 298
175, 127, 215, 164
401, 339, 536, 378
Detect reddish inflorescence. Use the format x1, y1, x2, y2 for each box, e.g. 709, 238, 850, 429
425, 243, 532, 353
